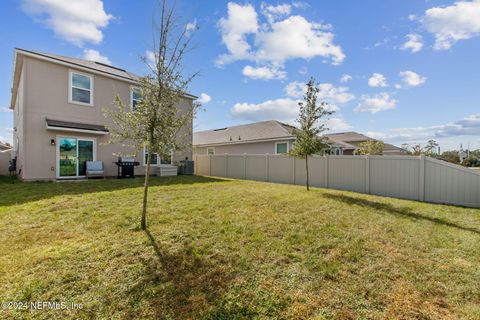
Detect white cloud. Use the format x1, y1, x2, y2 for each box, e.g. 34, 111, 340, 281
217, 3, 258, 66
261, 3, 291, 22
22, 0, 113, 46
83, 49, 111, 64
366, 113, 480, 144
0, 107, 12, 113
355, 93, 397, 113
284, 81, 354, 110
399, 70, 426, 87
400, 34, 423, 53
327, 117, 352, 131
422, 0, 480, 50
242, 65, 287, 80
231, 98, 299, 122
408, 14, 417, 21
368, 73, 388, 87
340, 74, 352, 83
185, 19, 197, 36
298, 67, 308, 75
217, 2, 345, 71
197, 93, 212, 104
230, 97, 347, 129
255, 15, 345, 65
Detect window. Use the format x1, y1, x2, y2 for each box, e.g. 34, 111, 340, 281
275, 142, 288, 154
131, 87, 141, 110
70, 71, 93, 105
144, 147, 158, 166
207, 147, 215, 155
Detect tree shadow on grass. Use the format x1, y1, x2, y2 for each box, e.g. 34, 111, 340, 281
323, 193, 480, 235
0, 175, 229, 207
125, 229, 235, 319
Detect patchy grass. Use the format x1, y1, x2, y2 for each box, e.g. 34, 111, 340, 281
0, 175, 479, 319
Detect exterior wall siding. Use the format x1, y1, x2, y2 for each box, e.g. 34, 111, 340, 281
194, 154, 480, 208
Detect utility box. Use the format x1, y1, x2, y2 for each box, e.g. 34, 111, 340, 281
179, 160, 194, 175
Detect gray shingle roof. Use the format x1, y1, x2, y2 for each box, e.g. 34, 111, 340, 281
17, 48, 140, 82
193, 120, 296, 146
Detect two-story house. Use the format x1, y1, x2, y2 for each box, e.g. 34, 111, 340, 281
10, 48, 196, 180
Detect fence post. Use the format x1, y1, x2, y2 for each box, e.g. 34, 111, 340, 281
292, 156, 296, 185
209, 154, 212, 176
225, 154, 228, 178
419, 155, 425, 201
365, 155, 370, 194
324, 155, 329, 188
265, 154, 269, 182
243, 153, 247, 179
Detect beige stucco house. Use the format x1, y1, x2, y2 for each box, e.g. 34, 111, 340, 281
10, 48, 196, 180
193, 120, 406, 156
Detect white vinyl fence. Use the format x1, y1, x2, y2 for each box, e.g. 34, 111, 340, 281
194, 154, 480, 208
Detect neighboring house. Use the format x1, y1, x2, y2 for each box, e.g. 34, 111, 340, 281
324, 132, 407, 155
193, 120, 346, 155
10, 48, 196, 180
0, 141, 12, 151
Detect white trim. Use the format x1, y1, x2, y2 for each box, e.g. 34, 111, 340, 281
207, 147, 215, 155
275, 141, 289, 154
143, 146, 159, 167
46, 124, 108, 135
69, 70, 94, 106
56, 135, 97, 179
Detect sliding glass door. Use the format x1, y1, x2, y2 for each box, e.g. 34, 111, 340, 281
58, 137, 95, 178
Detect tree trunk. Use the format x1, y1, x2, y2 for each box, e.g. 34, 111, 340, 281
141, 152, 151, 230
305, 155, 310, 191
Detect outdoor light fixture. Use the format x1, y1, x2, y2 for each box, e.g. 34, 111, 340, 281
50, 139, 55, 146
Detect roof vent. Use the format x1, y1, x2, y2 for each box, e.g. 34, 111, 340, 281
213, 127, 227, 131
229, 136, 233, 141
238, 136, 241, 140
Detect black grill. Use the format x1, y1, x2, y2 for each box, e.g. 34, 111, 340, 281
113, 157, 140, 178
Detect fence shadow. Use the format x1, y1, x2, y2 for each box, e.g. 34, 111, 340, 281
0, 175, 229, 207
125, 229, 235, 319
324, 193, 480, 235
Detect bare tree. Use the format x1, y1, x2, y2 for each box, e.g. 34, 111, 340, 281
104, 0, 199, 230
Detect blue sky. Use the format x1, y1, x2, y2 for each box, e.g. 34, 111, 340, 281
0, 0, 479, 150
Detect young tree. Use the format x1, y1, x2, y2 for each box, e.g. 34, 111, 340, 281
357, 140, 384, 155
290, 78, 333, 191
105, 0, 199, 230
424, 139, 439, 156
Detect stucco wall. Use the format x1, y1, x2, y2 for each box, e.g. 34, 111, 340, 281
193, 139, 294, 156
17, 56, 192, 180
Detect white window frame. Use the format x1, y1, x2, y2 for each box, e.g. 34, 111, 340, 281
130, 86, 141, 111
143, 146, 159, 167
207, 147, 215, 155
275, 141, 289, 154
69, 70, 94, 106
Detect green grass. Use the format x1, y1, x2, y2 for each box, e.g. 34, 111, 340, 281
0, 175, 479, 319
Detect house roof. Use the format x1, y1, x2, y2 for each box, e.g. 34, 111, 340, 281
193, 120, 296, 146
46, 118, 109, 133
0, 141, 12, 151
325, 131, 406, 152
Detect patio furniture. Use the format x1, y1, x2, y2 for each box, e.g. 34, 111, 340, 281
113, 157, 140, 178
86, 161, 105, 178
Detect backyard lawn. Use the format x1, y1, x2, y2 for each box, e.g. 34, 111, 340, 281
0, 175, 479, 319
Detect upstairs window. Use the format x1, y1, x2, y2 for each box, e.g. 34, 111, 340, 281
207, 147, 215, 155
131, 87, 142, 110
70, 71, 93, 105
